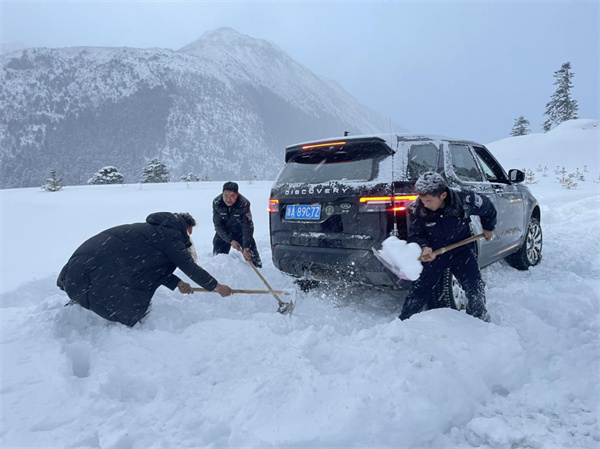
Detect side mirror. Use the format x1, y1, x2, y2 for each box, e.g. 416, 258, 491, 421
508, 169, 525, 183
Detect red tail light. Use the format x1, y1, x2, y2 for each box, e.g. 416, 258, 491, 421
302, 141, 346, 150
268, 199, 279, 213
359, 195, 417, 212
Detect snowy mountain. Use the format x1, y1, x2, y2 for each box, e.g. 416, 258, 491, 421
1, 121, 599, 448
0, 28, 403, 189
0, 42, 28, 54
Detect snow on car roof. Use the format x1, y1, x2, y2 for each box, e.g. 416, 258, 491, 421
287, 132, 478, 150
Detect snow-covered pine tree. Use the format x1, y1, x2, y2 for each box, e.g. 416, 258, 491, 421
543, 62, 579, 132
140, 159, 170, 183
88, 166, 125, 185
42, 169, 63, 192
180, 173, 200, 182
511, 116, 531, 136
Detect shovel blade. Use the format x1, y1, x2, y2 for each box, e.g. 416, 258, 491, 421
277, 300, 295, 316
372, 247, 412, 281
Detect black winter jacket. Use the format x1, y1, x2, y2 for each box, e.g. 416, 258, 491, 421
408, 188, 497, 251
57, 212, 218, 326
212, 193, 255, 248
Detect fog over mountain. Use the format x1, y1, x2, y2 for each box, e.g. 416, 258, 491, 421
0, 28, 403, 189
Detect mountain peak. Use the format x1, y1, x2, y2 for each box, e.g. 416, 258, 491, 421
178, 27, 277, 54
200, 27, 247, 43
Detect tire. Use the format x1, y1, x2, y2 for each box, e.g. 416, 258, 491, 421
506, 217, 543, 270
429, 269, 467, 311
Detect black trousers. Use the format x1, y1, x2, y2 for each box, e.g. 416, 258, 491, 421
213, 234, 262, 268
400, 247, 487, 321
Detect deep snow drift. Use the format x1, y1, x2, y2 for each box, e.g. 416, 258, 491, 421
1, 122, 599, 448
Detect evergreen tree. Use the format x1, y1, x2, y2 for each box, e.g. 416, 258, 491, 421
42, 169, 63, 192
180, 173, 200, 182
543, 62, 579, 132
88, 166, 125, 185
511, 116, 531, 136
140, 158, 170, 183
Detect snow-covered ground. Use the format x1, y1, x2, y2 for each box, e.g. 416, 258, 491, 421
1, 122, 599, 448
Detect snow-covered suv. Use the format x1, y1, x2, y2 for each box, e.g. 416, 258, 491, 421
268, 133, 542, 305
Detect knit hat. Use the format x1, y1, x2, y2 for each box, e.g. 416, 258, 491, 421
415, 172, 447, 196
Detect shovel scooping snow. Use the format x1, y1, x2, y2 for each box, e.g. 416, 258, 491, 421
373, 233, 487, 281
373, 236, 424, 281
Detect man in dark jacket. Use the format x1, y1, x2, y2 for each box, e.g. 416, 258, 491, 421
399, 172, 496, 322
212, 181, 262, 268
57, 212, 232, 327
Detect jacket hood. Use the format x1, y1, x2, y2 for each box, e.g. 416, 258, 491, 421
443, 188, 464, 217
146, 212, 191, 245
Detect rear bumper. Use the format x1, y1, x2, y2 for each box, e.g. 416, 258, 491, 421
272, 244, 409, 289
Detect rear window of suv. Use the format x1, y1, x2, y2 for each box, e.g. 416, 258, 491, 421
407, 142, 439, 180
277, 142, 390, 184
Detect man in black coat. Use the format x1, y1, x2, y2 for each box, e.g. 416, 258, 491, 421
212, 181, 262, 268
399, 172, 496, 322
57, 212, 232, 327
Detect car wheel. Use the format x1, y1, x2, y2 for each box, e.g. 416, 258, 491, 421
506, 217, 543, 270
430, 269, 467, 311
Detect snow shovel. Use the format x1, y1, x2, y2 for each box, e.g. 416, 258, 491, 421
234, 249, 295, 315
373, 233, 485, 281
191, 288, 291, 295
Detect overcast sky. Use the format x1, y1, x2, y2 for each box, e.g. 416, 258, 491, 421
2, 1, 598, 144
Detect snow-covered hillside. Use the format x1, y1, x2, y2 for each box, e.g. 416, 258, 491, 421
1, 124, 598, 448
488, 119, 599, 176
0, 28, 404, 189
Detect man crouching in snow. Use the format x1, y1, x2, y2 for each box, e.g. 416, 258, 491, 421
399, 172, 496, 322
57, 212, 233, 327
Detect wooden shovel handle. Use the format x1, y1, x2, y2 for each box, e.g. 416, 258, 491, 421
419, 233, 485, 261
191, 288, 290, 295
234, 248, 286, 307
246, 259, 285, 306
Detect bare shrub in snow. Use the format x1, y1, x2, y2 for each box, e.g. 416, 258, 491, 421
536, 165, 549, 177
558, 170, 579, 189
525, 169, 538, 185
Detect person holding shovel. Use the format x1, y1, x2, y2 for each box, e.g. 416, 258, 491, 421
57, 212, 233, 327
399, 172, 496, 322
212, 181, 262, 268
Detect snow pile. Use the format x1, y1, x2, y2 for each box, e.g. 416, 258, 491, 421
1, 120, 599, 448
488, 118, 599, 174
378, 236, 423, 280
2, 178, 597, 448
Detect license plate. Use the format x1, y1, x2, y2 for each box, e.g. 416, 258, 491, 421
285, 204, 322, 220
